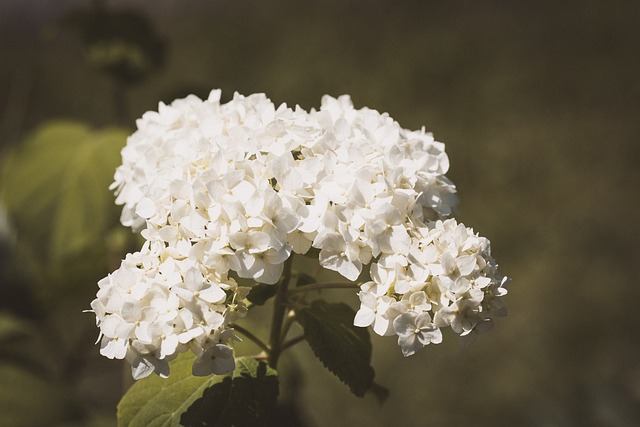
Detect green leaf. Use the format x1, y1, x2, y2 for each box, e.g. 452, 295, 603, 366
367, 381, 390, 405
246, 283, 278, 306
181, 358, 279, 427
297, 300, 374, 397
0, 121, 132, 300
118, 354, 278, 427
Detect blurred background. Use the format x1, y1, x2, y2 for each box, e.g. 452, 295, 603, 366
1, 0, 639, 426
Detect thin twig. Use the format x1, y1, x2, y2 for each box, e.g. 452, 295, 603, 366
281, 335, 305, 352
268, 255, 295, 369
279, 310, 297, 343
231, 324, 270, 354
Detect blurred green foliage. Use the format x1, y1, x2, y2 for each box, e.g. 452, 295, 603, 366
0, 121, 130, 302
0, 121, 136, 426
0, 0, 639, 426
62, 8, 165, 86
0, 312, 73, 427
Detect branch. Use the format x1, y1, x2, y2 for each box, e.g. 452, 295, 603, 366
230, 324, 270, 354
268, 255, 295, 369
280, 310, 297, 343
281, 335, 305, 352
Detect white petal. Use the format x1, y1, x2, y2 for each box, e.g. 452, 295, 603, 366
172, 286, 195, 303
135, 197, 156, 219
160, 334, 179, 358
433, 306, 456, 328
457, 255, 477, 276
373, 315, 392, 336
192, 344, 235, 376
418, 329, 439, 345
393, 312, 417, 336
440, 253, 457, 275
254, 262, 283, 285
353, 308, 375, 328
394, 280, 411, 295
288, 230, 313, 254
131, 357, 156, 380
198, 284, 227, 304
100, 336, 128, 359
397, 333, 421, 357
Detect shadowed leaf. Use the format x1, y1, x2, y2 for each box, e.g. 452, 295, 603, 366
118, 354, 278, 427
297, 300, 374, 397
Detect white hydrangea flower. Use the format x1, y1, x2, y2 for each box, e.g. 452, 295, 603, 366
90, 242, 247, 379
354, 218, 508, 356
353, 291, 395, 336
393, 311, 442, 357
110, 89, 457, 285
92, 88, 505, 376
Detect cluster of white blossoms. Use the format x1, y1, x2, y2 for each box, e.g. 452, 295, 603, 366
91, 89, 507, 378
90, 239, 249, 379
354, 218, 509, 356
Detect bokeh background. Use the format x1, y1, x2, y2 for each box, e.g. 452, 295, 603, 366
1, 1, 639, 426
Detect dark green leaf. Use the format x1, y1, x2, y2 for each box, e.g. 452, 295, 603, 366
246, 283, 278, 306
181, 358, 279, 427
118, 354, 278, 427
297, 300, 374, 397
367, 381, 390, 405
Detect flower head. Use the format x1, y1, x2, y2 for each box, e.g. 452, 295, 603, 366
354, 218, 509, 356
91, 241, 247, 379
92, 89, 506, 376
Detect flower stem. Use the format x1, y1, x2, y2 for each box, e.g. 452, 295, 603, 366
281, 335, 305, 352
287, 281, 360, 295
268, 254, 294, 369
280, 310, 297, 343
231, 323, 270, 354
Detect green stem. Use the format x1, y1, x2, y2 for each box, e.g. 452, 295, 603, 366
231, 323, 270, 354
280, 309, 296, 342
268, 255, 295, 369
281, 335, 305, 352
287, 281, 361, 295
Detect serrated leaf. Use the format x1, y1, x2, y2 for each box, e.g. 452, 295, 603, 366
118, 354, 278, 427
181, 357, 279, 427
297, 300, 374, 397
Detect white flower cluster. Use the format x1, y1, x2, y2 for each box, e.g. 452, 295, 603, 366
354, 219, 509, 356
112, 91, 457, 282
91, 240, 248, 379
92, 89, 506, 377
